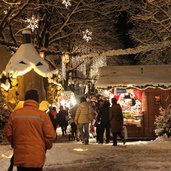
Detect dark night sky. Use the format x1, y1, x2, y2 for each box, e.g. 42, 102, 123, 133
116, 12, 137, 64
116, 12, 134, 48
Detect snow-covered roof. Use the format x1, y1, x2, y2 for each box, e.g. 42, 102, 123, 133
5, 43, 50, 78
96, 65, 171, 89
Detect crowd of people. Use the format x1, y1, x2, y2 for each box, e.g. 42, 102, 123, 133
4, 89, 126, 171
48, 95, 126, 147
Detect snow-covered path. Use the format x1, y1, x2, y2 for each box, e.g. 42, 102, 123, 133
44, 140, 171, 171
1, 138, 171, 171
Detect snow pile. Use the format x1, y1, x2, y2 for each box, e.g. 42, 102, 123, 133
152, 135, 171, 143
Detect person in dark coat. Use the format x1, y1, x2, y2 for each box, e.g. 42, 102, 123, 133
109, 98, 125, 146
57, 106, 68, 135
69, 104, 79, 141
98, 100, 111, 144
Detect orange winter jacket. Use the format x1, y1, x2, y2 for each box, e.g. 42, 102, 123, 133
4, 100, 55, 168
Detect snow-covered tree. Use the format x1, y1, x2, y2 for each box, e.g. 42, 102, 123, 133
154, 104, 171, 138
0, 0, 122, 56
0, 0, 129, 89
123, 0, 171, 64
79, 0, 171, 64
1, 0, 171, 84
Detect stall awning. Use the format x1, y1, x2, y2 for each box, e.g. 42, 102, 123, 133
95, 65, 171, 89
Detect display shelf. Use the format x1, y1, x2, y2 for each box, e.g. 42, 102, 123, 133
123, 112, 143, 127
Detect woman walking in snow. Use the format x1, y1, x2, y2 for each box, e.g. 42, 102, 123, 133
109, 98, 125, 146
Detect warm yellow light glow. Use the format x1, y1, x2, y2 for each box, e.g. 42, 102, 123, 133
39, 101, 49, 111
39, 51, 45, 58
1, 82, 10, 91
104, 89, 109, 96
10, 67, 32, 78
61, 99, 66, 107
14, 101, 24, 111
62, 53, 70, 64
73, 148, 88, 152
70, 95, 77, 106
14, 101, 49, 111
1, 153, 13, 159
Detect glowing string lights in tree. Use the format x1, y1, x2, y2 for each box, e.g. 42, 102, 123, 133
26, 15, 39, 32
82, 29, 92, 42
3, 10, 8, 14
62, 53, 70, 80
62, 0, 71, 8
90, 56, 106, 77
62, 61, 66, 80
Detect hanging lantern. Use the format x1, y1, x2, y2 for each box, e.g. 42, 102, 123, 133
62, 53, 70, 64
39, 51, 45, 58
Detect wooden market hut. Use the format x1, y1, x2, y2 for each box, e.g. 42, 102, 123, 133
96, 65, 171, 139
0, 30, 61, 109
3, 31, 49, 102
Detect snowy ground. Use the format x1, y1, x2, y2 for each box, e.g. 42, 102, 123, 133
1, 136, 171, 171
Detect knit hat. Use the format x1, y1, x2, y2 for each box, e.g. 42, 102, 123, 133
24, 89, 39, 102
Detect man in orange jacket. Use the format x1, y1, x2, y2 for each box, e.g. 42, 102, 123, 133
4, 89, 55, 171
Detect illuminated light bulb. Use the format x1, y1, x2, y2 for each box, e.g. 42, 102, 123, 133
4, 10, 8, 14
39, 51, 45, 58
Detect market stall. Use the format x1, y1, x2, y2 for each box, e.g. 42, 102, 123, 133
113, 88, 143, 127
96, 65, 171, 139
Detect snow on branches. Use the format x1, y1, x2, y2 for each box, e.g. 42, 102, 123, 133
154, 104, 171, 138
